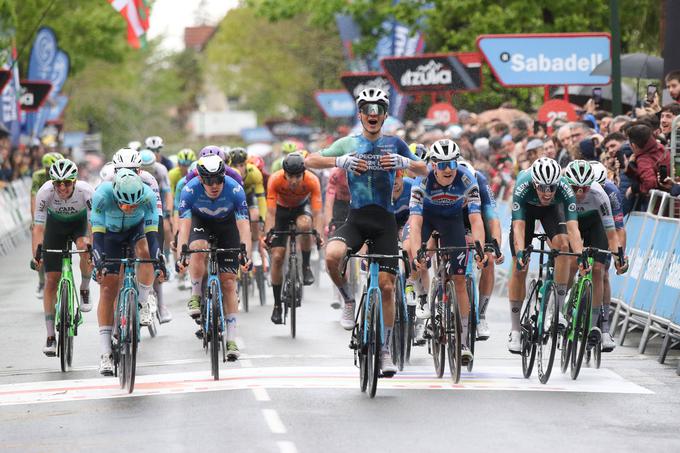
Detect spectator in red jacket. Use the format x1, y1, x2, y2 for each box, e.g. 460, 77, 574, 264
624, 123, 670, 209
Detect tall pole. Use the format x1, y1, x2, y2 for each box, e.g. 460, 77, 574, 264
610, 0, 622, 115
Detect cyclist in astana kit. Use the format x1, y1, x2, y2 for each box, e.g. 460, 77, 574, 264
305, 88, 427, 376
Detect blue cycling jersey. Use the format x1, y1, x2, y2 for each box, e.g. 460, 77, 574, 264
320, 134, 419, 213
394, 177, 414, 226
410, 165, 481, 217
91, 182, 159, 234
603, 179, 625, 230
178, 175, 249, 221
458, 162, 499, 220
174, 176, 188, 214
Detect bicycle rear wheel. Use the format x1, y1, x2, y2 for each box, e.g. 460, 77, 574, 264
124, 290, 138, 393
58, 280, 70, 372
367, 291, 381, 398
445, 281, 462, 384
405, 304, 415, 364
429, 279, 445, 378
560, 291, 574, 373
520, 280, 539, 379
537, 282, 559, 384
466, 276, 476, 372
392, 275, 406, 371
255, 266, 267, 306
240, 272, 249, 313
571, 280, 592, 380
209, 281, 221, 380
289, 265, 298, 339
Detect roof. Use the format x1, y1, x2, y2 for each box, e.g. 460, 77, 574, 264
184, 26, 216, 52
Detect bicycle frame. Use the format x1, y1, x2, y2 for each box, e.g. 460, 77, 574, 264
116, 258, 141, 345
464, 249, 479, 324
565, 256, 595, 342
364, 260, 384, 345
56, 252, 79, 336
205, 246, 226, 338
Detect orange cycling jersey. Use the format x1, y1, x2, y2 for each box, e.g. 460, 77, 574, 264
267, 170, 322, 211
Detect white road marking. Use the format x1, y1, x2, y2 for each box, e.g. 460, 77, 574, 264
240, 360, 253, 368
277, 441, 298, 453
263, 409, 286, 434
0, 365, 653, 407
252, 387, 270, 401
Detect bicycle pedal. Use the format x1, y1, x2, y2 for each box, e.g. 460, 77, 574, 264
349, 341, 358, 350
195, 329, 204, 340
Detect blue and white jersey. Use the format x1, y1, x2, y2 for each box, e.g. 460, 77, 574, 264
394, 177, 414, 227
602, 179, 625, 230
458, 161, 498, 220
410, 165, 481, 218
320, 134, 419, 212
178, 175, 248, 221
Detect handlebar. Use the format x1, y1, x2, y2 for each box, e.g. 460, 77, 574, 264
31, 243, 92, 271
180, 242, 248, 266
417, 240, 487, 265
265, 229, 322, 249
341, 249, 411, 279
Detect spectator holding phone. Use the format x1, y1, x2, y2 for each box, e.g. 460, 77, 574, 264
624, 123, 670, 211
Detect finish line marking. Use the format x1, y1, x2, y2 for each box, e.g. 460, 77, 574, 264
0, 365, 652, 406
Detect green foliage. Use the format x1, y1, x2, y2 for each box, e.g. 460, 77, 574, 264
203, 7, 344, 121
0, 0, 17, 62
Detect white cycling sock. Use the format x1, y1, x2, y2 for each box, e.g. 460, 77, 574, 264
80, 274, 91, 291
99, 326, 112, 354
510, 300, 522, 331
45, 314, 55, 337
479, 295, 491, 319
383, 327, 393, 353
461, 316, 469, 347
226, 314, 237, 341
138, 283, 152, 306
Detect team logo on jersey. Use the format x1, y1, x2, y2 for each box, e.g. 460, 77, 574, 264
431, 192, 461, 204
198, 206, 230, 217
184, 186, 193, 194
568, 203, 576, 212
512, 202, 520, 211
233, 186, 242, 194
462, 174, 472, 186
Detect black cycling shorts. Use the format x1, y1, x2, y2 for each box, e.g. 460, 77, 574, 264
577, 214, 610, 264
270, 203, 312, 248
43, 215, 88, 273
330, 205, 399, 274
405, 213, 469, 276
463, 207, 493, 244
189, 214, 240, 274
101, 222, 145, 275
509, 203, 567, 257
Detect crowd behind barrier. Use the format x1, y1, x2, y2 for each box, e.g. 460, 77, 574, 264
0, 177, 32, 256
494, 189, 680, 375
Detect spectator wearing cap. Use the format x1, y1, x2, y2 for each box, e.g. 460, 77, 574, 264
624, 123, 670, 211
523, 138, 544, 168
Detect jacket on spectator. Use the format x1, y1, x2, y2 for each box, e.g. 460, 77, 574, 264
625, 137, 669, 195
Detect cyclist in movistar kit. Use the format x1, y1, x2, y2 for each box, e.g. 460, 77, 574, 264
91, 169, 166, 375
31, 159, 94, 356
306, 88, 427, 376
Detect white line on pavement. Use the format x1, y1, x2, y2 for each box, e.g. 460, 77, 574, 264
252, 387, 270, 401
263, 409, 286, 434
277, 441, 298, 453
240, 360, 253, 368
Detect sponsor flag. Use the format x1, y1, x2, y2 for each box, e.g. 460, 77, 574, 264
108, 0, 151, 49
1, 46, 21, 146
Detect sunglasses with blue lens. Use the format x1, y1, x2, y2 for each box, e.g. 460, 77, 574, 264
359, 103, 387, 116
435, 160, 458, 171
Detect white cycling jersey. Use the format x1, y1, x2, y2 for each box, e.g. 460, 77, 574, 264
34, 180, 94, 224
574, 181, 615, 231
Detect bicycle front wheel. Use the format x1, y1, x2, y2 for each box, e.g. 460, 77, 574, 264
520, 280, 539, 379
466, 276, 476, 372
357, 295, 368, 393
405, 304, 415, 364
289, 265, 298, 339
571, 280, 592, 380
58, 280, 70, 372
209, 281, 221, 380
392, 276, 406, 371
255, 266, 266, 306
429, 278, 445, 378
445, 281, 462, 384
367, 291, 381, 398
537, 282, 559, 384
241, 272, 249, 313
124, 290, 138, 393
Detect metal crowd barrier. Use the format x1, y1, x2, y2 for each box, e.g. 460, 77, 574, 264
0, 177, 32, 256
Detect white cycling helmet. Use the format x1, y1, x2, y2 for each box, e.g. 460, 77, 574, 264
589, 160, 607, 185
145, 135, 164, 150
564, 160, 594, 186
127, 140, 142, 151
140, 149, 156, 167
99, 162, 115, 181
112, 148, 142, 169
530, 157, 561, 186
113, 168, 145, 205
428, 139, 461, 162
49, 158, 78, 181
356, 88, 389, 108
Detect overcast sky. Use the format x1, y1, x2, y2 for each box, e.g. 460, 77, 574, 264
147, 0, 238, 51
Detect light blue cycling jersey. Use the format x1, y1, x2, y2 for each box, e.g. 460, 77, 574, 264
410, 165, 481, 217
173, 175, 188, 215
320, 134, 419, 213
179, 175, 249, 221
90, 182, 159, 234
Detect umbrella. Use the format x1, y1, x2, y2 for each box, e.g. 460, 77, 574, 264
477, 108, 532, 126
590, 53, 664, 80
552, 83, 637, 112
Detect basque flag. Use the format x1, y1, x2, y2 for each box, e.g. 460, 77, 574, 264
108, 0, 151, 49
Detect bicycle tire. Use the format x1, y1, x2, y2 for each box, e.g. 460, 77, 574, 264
241, 272, 249, 313
367, 291, 381, 398
58, 280, 69, 372
521, 279, 539, 379
571, 279, 592, 380
405, 305, 415, 364
537, 282, 559, 384
429, 278, 445, 378
445, 281, 462, 384
124, 290, 138, 393
209, 280, 220, 380
357, 294, 368, 393
560, 290, 575, 374
290, 264, 297, 339
255, 266, 266, 306
65, 285, 75, 368
392, 275, 406, 371
466, 276, 476, 372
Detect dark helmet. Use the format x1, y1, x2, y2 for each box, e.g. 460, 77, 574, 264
282, 152, 305, 175
229, 147, 248, 165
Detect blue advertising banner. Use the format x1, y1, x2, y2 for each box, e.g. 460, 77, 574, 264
1, 48, 21, 146
633, 218, 677, 313
25, 27, 58, 137
609, 213, 643, 296
240, 127, 275, 144
477, 33, 611, 87
621, 215, 657, 304
314, 90, 355, 118
648, 219, 680, 319
32, 49, 69, 135
46, 95, 68, 123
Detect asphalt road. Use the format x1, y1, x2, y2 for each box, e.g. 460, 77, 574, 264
1, 239, 679, 453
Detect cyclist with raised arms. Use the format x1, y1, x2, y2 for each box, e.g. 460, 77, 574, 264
176, 155, 252, 360
563, 160, 627, 348
263, 153, 324, 324
32, 159, 94, 356
590, 160, 626, 351
507, 157, 586, 354
407, 140, 487, 364
91, 169, 166, 375
305, 88, 427, 376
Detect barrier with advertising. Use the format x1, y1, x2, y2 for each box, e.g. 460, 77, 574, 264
0, 178, 32, 256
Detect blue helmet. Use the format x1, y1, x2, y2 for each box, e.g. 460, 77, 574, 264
113, 168, 145, 205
